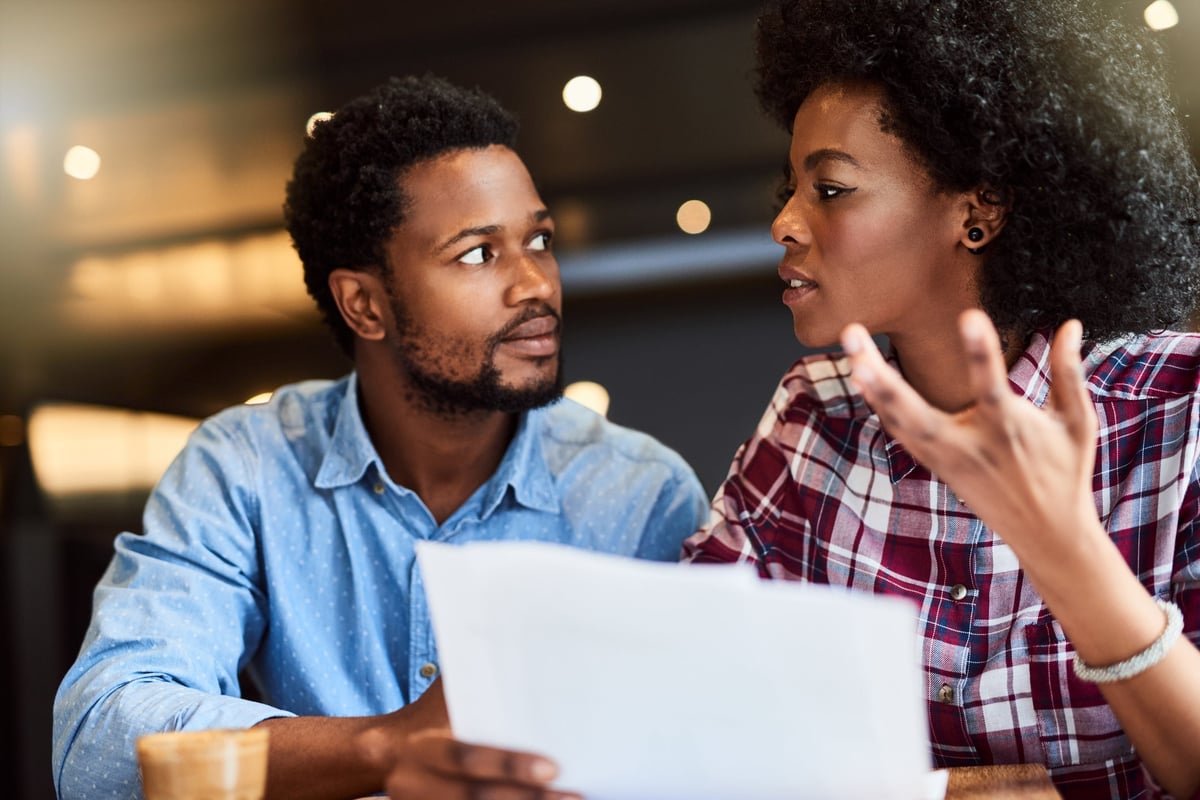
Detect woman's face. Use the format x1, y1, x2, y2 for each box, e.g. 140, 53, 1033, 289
773, 81, 981, 349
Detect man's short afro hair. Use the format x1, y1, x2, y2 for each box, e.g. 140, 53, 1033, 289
284, 75, 519, 356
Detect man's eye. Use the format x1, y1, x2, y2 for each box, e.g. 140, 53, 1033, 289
529, 232, 552, 251
459, 245, 490, 265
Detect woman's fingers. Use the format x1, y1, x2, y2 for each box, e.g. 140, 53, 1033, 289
958, 309, 1012, 415
1046, 319, 1098, 447
840, 323, 946, 453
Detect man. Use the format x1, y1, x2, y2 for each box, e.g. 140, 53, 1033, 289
52, 75, 706, 799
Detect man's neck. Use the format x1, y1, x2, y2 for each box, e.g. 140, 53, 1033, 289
355, 359, 518, 526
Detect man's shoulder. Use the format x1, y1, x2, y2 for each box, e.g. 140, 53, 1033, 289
194, 375, 351, 458
533, 399, 693, 477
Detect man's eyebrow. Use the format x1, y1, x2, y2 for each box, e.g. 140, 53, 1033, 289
434, 209, 552, 255
435, 225, 501, 255
802, 148, 861, 172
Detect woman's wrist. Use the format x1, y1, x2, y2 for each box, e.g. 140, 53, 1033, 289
1073, 598, 1184, 683
1014, 518, 1170, 669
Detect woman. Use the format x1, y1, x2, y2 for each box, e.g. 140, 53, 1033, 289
684, 0, 1200, 797
366, 1, 1200, 797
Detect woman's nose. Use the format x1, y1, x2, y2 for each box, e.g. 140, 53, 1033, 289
771, 198, 811, 248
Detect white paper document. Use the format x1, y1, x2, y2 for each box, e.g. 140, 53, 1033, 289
416, 540, 932, 799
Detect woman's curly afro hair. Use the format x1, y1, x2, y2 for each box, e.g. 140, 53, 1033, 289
756, 0, 1200, 340
284, 75, 518, 356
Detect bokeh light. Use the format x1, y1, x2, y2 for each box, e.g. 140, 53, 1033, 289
675, 199, 712, 235
562, 76, 602, 113
63, 145, 101, 180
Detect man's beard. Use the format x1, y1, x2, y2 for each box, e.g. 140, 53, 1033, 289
388, 298, 564, 417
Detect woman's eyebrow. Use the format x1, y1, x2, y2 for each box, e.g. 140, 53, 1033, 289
802, 148, 862, 172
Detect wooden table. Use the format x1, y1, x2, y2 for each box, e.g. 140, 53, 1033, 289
945, 764, 1060, 799
352, 763, 1061, 799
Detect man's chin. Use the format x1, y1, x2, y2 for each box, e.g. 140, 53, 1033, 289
492, 377, 563, 413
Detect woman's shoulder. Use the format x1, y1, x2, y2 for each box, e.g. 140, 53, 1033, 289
1088, 330, 1200, 400
772, 350, 867, 420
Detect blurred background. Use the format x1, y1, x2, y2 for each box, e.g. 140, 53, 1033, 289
1, 1, 1196, 797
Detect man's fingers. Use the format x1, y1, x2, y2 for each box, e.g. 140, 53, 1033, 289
958, 309, 1010, 412
410, 731, 559, 785
385, 768, 582, 800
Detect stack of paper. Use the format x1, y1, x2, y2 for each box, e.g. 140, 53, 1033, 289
417, 540, 931, 800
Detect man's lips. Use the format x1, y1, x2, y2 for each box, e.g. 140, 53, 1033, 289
503, 315, 559, 341
499, 314, 559, 358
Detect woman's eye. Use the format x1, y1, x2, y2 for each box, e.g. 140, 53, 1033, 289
815, 183, 854, 201
459, 245, 490, 265
529, 232, 552, 251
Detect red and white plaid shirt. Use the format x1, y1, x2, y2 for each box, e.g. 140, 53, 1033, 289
684, 329, 1200, 798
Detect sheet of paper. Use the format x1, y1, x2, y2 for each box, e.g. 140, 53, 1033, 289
417, 540, 931, 800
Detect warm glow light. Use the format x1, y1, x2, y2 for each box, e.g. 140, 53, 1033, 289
306, 111, 334, 137
245, 392, 273, 405
675, 200, 712, 235
562, 76, 602, 113
64, 230, 310, 332
1144, 0, 1179, 30
0, 414, 24, 447
63, 145, 101, 180
4, 125, 41, 207
28, 404, 199, 496
564, 381, 611, 417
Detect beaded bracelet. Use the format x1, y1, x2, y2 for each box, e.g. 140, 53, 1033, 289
1073, 598, 1184, 684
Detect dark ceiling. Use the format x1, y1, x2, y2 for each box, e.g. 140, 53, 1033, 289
0, 0, 1197, 420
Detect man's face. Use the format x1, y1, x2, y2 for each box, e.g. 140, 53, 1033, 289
381, 145, 563, 416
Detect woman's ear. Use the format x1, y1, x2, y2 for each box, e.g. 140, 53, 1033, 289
959, 186, 1011, 254
328, 269, 389, 343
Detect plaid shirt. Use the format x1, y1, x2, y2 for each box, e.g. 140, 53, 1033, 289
683, 330, 1200, 799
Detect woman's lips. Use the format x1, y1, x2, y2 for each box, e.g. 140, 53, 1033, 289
781, 276, 817, 306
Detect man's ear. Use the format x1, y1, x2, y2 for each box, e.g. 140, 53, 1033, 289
328, 269, 388, 342
957, 186, 1011, 252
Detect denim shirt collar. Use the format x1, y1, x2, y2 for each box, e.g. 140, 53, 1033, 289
314, 374, 559, 517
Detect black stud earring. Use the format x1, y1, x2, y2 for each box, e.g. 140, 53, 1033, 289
967, 226, 986, 254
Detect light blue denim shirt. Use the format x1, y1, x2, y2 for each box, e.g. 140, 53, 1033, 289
53, 374, 706, 799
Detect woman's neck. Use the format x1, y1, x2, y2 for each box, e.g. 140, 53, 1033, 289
886, 326, 1025, 413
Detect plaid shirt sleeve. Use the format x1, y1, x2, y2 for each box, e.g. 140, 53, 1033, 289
684, 331, 1200, 799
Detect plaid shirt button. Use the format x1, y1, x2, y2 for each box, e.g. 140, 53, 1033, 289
950, 584, 968, 601
937, 684, 954, 703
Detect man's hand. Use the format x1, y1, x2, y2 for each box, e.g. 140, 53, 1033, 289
358, 679, 581, 799
257, 677, 578, 799
359, 727, 580, 799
